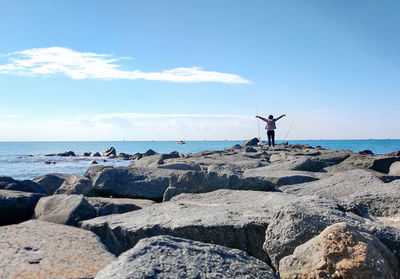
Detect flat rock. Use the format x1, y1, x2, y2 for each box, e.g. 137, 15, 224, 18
345, 154, 400, 174
279, 222, 399, 279
0, 190, 42, 225
91, 167, 181, 201
0, 176, 43, 194
32, 173, 71, 195
35, 194, 96, 226
282, 169, 400, 217
260, 157, 328, 172
86, 197, 155, 216
243, 168, 318, 187
0, 220, 115, 279
54, 174, 93, 195
95, 235, 277, 279
163, 170, 276, 201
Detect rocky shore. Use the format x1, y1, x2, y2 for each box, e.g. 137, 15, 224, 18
1, 138, 400, 278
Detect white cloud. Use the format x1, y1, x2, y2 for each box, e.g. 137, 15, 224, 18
0, 47, 250, 83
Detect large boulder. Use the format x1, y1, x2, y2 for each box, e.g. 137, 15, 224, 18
0, 176, 43, 194
0, 220, 115, 279
102, 147, 116, 158
54, 174, 93, 195
282, 169, 400, 218
389, 161, 400, 176
163, 170, 276, 201
81, 190, 281, 261
91, 167, 180, 201
259, 157, 328, 172
131, 154, 164, 168
279, 222, 399, 279
262, 195, 400, 270
34, 194, 96, 226
95, 235, 277, 279
84, 165, 113, 180
86, 197, 155, 217
345, 154, 400, 174
32, 173, 71, 195
0, 190, 42, 225
242, 137, 260, 146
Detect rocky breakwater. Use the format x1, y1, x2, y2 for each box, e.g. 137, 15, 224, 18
2, 138, 400, 278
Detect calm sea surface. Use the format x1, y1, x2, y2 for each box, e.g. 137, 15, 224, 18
0, 140, 399, 180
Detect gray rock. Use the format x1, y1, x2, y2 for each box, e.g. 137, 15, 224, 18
230, 144, 242, 150
86, 197, 155, 216
258, 157, 328, 172
34, 194, 96, 226
0, 176, 44, 194
32, 173, 71, 195
131, 154, 164, 168
92, 167, 180, 201
143, 149, 157, 156
81, 190, 281, 261
0, 190, 42, 225
359, 149, 374, 156
385, 150, 400, 157
313, 150, 351, 164
0, 220, 115, 279
279, 222, 399, 279
57, 151, 76, 157
90, 160, 99, 164
242, 137, 260, 146
389, 161, 400, 176
282, 169, 400, 217
91, 151, 101, 157
245, 146, 257, 153
158, 162, 201, 171
345, 154, 400, 174
95, 235, 277, 279
83, 165, 113, 180
102, 147, 116, 157
161, 151, 181, 159
163, 171, 275, 201
243, 168, 318, 187
54, 174, 93, 196
262, 194, 400, 270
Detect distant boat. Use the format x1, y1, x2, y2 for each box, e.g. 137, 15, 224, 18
176, 140, 185, 144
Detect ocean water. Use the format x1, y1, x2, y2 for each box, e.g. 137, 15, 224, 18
0, 140, 399, 180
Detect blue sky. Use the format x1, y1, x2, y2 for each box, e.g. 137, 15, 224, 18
0, 0, 399, 140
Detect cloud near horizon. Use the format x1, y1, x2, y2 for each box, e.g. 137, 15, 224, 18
0, 47, 250, 83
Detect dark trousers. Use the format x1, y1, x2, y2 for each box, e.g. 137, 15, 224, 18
267, 130, 275, 147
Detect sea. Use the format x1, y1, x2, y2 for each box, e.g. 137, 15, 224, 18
0, 139, 399, 180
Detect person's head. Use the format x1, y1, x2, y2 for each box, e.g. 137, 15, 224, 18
268, 115, 273, 120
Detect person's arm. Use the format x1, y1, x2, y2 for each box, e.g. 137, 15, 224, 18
275, 114, 286, 121
256, 115, 268, 122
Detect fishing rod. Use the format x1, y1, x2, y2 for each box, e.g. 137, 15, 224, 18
285, 118, 295, 141
256, 106, 261, 140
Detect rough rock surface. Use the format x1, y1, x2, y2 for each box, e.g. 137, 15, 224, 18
345, 154, 400, 174
32, 173, 70, 195
54, 174, 93, 195
131, 154, 164, 168
279, 222, 399, 279
84, 165, 113, 180
243, 168, 318, 187
282, 169, 400, 217
0, 176, 43, 194
389, 161, 400, 176
81, 190, 280, 261
242, 137, 260, 146
263, 194, 400, 270
95, 235, 277, 279
0, 220, 115, 279
163, 170, 275, 201
35, 194, 96, 226
262, 157, 328, 172
0, 190, 42, 225
86, 197, 155, 216
91, 167, 182, 201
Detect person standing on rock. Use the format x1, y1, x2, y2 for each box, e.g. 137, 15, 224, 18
255, 114, 286, 148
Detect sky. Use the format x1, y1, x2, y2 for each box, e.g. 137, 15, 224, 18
0, 0, 399, 141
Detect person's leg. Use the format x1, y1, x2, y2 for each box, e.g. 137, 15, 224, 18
271, 130, 275, 147
267, 130, 272, 147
